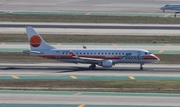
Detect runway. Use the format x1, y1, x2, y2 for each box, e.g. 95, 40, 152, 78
1, 42, 180, 55
1, 1, 180, 106
1, 22, 180, 35
1, 22, 180, 30
1, 63, 180, 106
0, 90, 180, 106
0, 0, 177, 13
0, 63, 180, 77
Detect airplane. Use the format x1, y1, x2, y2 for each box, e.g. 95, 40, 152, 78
23, 26, 160, 70
160, 4, 180, 12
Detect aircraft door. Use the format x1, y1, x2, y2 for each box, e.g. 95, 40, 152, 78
56, 51, 60, 58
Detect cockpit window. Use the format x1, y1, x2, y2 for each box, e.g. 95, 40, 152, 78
165, 5, 168, 7
145, 51, 152, 55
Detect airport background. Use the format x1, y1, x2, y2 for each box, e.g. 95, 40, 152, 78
0, 0, 180, 107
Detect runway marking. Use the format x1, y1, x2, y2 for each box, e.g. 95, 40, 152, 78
86, 12, 91, 15
163, 14, 170, 17
12, 76, 19, 79
73, 92, 82, 96
1, 42, 5, 46
112, 44, 117, 46
9, 11, 13, 13
78, 104, 85, 107
70, 76, 77, 79
129, 76, 135, 80
166, 44, 171, 46
158, 50, 164, 53
0, 0, 16, 6
57, 43, 61, 47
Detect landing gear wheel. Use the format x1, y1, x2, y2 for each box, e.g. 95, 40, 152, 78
89, 64, 96, 69
140, 63, 144, 70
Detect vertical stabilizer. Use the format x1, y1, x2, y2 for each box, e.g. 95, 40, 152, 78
26, 26, 54, 50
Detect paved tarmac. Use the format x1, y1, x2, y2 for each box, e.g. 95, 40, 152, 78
1, 75, 180, 81
1, 22, 180, 35
0, 63, 180, 77
0, 90, 180, 106
0, 0, 178, 13
2, 23, 180, 30
0, 42, 180, 54
0, 63, 180, 106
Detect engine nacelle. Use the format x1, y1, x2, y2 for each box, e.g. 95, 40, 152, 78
99, 60, 113, 68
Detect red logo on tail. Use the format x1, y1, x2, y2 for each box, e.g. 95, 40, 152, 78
30, 35, 41, 47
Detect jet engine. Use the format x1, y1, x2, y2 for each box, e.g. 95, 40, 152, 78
98, 60, 113, 68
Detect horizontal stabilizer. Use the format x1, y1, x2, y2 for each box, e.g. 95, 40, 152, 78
23, 50, 42, 54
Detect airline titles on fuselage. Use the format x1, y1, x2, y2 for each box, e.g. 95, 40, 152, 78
61, 51, 144, 60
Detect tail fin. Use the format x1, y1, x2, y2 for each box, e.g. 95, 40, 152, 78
26, 26, 54, 50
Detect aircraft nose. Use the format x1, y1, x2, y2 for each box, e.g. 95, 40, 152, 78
160, 7, 164, 10
153, 55, 160, 61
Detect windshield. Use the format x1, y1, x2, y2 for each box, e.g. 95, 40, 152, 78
145, 51, 152, 55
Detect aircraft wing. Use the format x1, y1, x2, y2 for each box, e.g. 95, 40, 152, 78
70, 50, 102, 63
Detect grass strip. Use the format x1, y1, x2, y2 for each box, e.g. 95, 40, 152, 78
0, 14, 180, 24
1, 34, 180, 43
0, 80, 180, 93
0, 52, 179, 64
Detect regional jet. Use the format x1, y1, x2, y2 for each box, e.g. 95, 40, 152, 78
23, 26, 160, 70
160, 4, 180, 17
160, 4, 180, 12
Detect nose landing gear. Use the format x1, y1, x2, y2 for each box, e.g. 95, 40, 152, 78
140, 63, 144, 70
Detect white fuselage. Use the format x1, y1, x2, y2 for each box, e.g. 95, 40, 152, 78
31, 48, 159, 64
160, 4, 180, 11
25, 26, 160, 69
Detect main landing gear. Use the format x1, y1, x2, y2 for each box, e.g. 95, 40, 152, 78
89, 64, 96, 69
140, 63, 144, 70
174, 12, 180, 17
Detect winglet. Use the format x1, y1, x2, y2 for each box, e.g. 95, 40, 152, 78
70, 50, 78, 58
